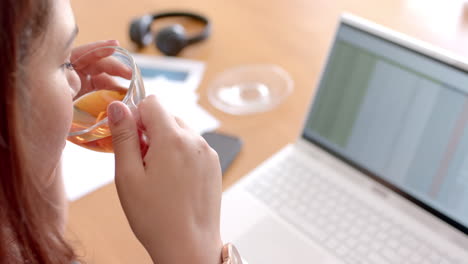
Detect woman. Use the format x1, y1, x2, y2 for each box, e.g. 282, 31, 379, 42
0, 0, 225, 263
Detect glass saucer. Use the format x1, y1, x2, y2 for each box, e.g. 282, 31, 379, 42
207, 64, 293, 115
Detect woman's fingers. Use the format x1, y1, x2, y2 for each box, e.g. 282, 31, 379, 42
107, 102, 145, 184
76, 56, 133, 79
72, 40, 132, 80
90, 73, 128, 93
71, 40, 133, 100
74, 73, 127, 99
138, 95, 179, 140
71, 40, 119, 62
174, 116, 198, 134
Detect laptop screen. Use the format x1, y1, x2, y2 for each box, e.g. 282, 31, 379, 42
303, 21, 468, 234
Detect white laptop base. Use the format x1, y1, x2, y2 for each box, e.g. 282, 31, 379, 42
220, 140, 468, 264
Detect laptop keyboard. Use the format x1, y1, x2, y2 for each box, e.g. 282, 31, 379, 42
245, 150, 464, 264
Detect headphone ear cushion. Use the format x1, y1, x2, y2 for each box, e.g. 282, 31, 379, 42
155, 24, 188, 56
129, 15, 154, 47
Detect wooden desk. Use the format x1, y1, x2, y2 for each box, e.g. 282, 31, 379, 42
67, 0, 468, 262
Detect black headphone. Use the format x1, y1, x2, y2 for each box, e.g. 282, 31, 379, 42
129, 11, 211, 56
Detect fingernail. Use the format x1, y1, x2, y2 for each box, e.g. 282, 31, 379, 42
108, 103, 124, 125
107, 39, 119, 46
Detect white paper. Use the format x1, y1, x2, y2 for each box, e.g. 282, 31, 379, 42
62, 142, 115, 201
63, 55, 219, 201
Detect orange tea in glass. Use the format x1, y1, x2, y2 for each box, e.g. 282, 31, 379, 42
67, 46, 145, 152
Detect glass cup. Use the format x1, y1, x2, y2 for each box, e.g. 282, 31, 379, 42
67, 46, 145, 152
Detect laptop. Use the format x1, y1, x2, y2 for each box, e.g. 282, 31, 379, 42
220, 13, 468, 264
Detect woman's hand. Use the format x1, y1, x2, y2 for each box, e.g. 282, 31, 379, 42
107, 95, 223, 264
70, 40, 132, 99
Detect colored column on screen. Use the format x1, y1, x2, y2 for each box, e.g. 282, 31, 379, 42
309, 41, 375, 148
434, 102, 468, 213
383, 78, 441, 184
345, 60, 419, 175
404, 87, 465, 194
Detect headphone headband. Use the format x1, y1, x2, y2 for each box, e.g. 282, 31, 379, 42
129, 10, 211, 56
151, 11, 211, 45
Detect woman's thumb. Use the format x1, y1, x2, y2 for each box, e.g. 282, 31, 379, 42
108, 101, 143, 178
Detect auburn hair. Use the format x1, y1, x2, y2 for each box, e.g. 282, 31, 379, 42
0, 0, 77, 263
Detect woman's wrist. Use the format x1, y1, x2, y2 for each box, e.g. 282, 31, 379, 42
147, 236, 224, 264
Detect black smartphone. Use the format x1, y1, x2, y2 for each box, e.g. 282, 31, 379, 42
202, 131, 243, 174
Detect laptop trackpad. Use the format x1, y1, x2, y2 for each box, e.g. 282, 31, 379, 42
235, 216, 336, 264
